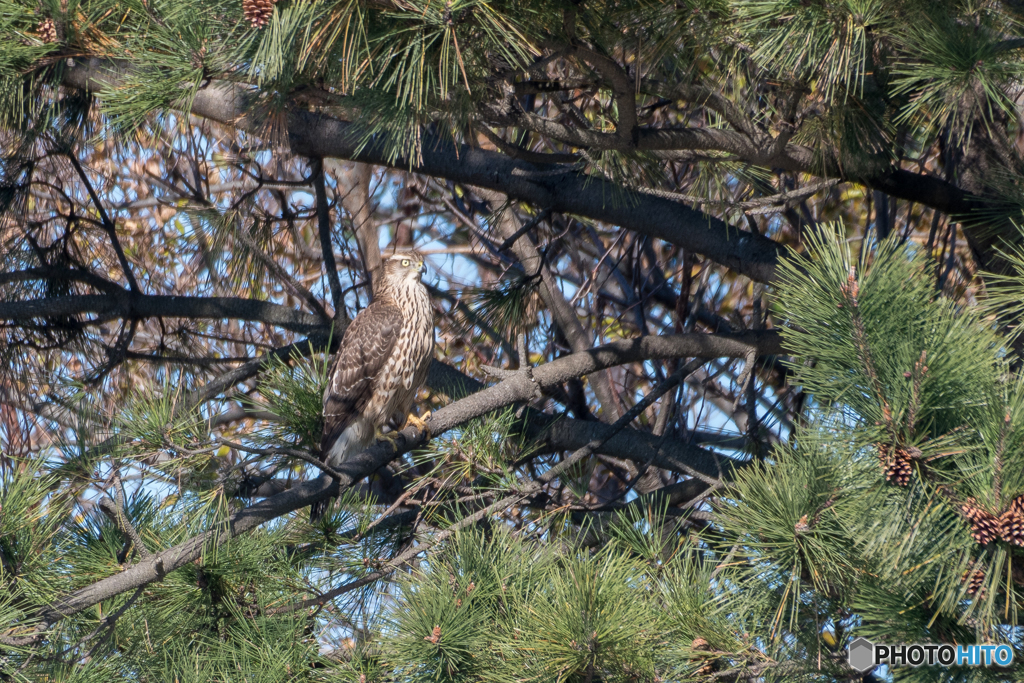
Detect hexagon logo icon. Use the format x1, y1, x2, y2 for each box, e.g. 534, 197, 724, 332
848, 637, 875, 672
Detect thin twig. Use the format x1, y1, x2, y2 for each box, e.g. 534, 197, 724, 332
640, 179, 840, 214
498, 208, 554, 252
215, 438, 346, 481
357, 479, 437, 539
82, 586, 145, 660
233, 217, 329, 321
97, 497, 151, 560
66, 152, 140, 293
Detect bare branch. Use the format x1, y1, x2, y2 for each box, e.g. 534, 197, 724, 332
0, 294, 324, 334
476, 187, 623, 420
97, 497, 151, 560
66, 152, 141, 294
311, 158, 345, 316
331, 160, 380, 290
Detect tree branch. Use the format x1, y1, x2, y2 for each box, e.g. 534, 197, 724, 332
311, 158, 345, 316
476, 187, 623, 419
231, 215, 330, 322
60, 60, 787, 284
572, 45, 639, 147
97, 496, 151, 560
330, 160, 380, 291
60, 59, 993, 285
66, 152, 141, 294
0, 294, 324, 334
268, 356, 706, 614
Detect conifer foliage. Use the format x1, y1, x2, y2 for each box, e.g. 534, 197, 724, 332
6, 0, 1024, 682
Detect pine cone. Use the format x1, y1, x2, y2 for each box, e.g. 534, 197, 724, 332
691, 638, 718, 676
962, 562, 986, 599
961, 498, 1001, 545
37, 18, 57, 43
1012, 495, 1024, 516
1000, 496, 1024, 546
243, 0, 276, 27
877, 444, 914, 486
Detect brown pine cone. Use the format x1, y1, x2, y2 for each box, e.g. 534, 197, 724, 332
1011, 494, 1024, 516
691, 638, 718, 676
243, 0, 276, 27
962, 562, 986, 599
877, 444, 915, 486
37, 18, 57, 43
961, 498, 1001, 545
1000, 500, 1024, 546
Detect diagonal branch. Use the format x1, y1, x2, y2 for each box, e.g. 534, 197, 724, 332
97, 497, 151, 560
66, 153, 140, 294
60, 59, 993, 284
60, 60, 788, 284
476, 187, 623, 419
497, 207, 554, 252
231, 216, 330, 322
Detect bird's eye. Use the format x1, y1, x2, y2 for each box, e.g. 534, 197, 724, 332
401, 259, 410, 267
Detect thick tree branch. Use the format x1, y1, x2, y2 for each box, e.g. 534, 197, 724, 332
430, 352, 744, 480
0, 294, 324, 334
269, 357, 706, 615
59, 60, 994, 287
61, 60, 787, 284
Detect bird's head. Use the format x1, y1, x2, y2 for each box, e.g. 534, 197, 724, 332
381, 251, 426, 292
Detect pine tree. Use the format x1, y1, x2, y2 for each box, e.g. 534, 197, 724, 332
6, 1, 1024, 682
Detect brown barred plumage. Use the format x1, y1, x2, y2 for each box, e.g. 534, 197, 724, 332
310, 252, 434, 522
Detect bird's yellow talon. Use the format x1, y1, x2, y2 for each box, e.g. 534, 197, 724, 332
406, 411, 431, 436
374, 428, 400, 448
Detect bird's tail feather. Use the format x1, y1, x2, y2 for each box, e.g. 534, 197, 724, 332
310, 498, 329, 523
311, 421, 370, 523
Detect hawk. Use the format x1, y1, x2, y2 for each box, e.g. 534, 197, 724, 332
310, 252, 434, 521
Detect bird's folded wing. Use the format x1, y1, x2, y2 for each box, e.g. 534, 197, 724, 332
321, 301, 402, 453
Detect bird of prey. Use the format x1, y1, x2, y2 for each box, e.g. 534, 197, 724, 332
310, 252, 434, 521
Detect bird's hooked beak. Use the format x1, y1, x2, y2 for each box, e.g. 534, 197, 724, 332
418, 261, 427, 277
